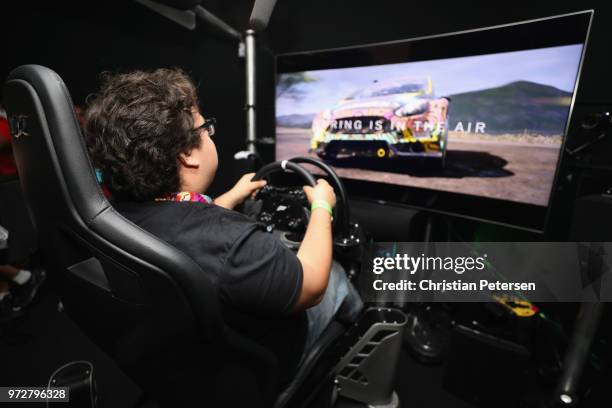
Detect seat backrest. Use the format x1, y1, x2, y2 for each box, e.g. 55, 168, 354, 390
2, 64, 224, 355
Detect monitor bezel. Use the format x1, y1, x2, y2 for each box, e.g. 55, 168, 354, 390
273, 10, 594, 233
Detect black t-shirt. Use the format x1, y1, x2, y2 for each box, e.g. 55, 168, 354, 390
115, 201, 308, 380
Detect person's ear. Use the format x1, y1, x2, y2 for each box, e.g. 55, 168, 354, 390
178, 151, 200, 168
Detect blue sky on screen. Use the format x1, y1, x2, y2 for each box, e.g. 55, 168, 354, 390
276, 44, 583, 116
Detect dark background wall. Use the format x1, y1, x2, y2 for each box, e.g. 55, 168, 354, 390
1, 1, 254, 196
1, 0, 610, 236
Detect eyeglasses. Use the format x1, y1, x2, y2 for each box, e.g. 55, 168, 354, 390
195, 117, 216, 137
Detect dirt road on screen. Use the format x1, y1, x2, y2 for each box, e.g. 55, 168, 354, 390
276, 128, 561, 206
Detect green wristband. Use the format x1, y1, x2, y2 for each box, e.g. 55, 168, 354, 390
311, 200, 333, 216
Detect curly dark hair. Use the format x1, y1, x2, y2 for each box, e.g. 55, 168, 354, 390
84, 68, 202, 201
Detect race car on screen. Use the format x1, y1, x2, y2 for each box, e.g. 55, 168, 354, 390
310, 77, 450, 167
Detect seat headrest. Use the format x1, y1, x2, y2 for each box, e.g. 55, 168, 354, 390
6, 64, 108, 224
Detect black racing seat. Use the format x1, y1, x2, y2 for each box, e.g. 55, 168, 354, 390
2, 65, 349, 407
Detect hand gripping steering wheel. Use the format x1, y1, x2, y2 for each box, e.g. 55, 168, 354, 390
287, 156, 351, 239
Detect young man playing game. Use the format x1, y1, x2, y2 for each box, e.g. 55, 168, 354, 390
84, 68, 361, 381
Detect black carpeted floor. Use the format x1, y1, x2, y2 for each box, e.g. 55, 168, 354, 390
0, 286, 141, 408
394, 351, 475, 408
1, 285, 476, 408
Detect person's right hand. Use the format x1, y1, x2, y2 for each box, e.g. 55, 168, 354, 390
303, 179, 336, 208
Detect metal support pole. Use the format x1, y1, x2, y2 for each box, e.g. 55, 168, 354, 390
245, 29, 257, 154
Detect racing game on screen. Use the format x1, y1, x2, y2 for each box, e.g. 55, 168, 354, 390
276, 44, 583, 206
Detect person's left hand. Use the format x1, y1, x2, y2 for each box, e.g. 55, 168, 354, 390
214, 173, 266, 210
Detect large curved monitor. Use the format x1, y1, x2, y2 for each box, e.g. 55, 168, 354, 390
275, 11, 593, 231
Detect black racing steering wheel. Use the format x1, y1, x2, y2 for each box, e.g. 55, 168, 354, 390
249, 158, 354, 242
251, 160, 317, 187
247, 160, 319, 235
